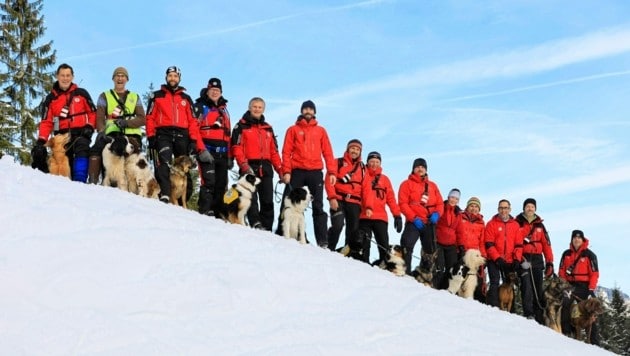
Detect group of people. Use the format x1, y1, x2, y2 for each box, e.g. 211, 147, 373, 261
30, 63, 601, 344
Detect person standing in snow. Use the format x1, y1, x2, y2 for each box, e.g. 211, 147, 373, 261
398, 158, 444, 277
456, 196, 487, 302
276, 100, 337, 247
231, 97, 282, 230
433, 188, 463, 289
325, 139, 365, 253
193, 77, 232, 217
515, 198, 554, 323
356, 151, 402, 265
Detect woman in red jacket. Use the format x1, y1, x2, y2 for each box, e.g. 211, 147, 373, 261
456, 196, 487, 301
433, 188, 462, 289
357, 152, 402, 265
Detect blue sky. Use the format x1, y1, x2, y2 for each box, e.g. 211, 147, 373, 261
42, 0, 630, 290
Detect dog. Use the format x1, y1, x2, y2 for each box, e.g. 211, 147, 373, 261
384, 245, 407, 276
544, 275, 573, 333
218, 173, 261, 225
46, 133, 70, 178
498, 271, 518, 312
125, 151, 160, 199
456, 249, 486, 299
412, 250, 437, 287
169, 155, 195, 208
102, 135, 134, 190
571, 297, 603, 344
282, 186, 312, 243
447, 259, 470, 294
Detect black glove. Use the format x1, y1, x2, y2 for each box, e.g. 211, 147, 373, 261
187, 141, 197, 155
227, 158, 234, 170
393, 216, 403, 233
30, 139, 48, 172
148, 136, 156, 149
81, 125, 94, 139
512, 261, 520, 271
457, 245, 465, 260
495, 257, 506, 270
588, 290, 596, 298
115, 119, 128, 129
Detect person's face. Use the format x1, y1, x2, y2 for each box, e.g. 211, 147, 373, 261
347, 146, 360, 160
301, 107, 315, 119
367, 158, 381, 169
497, 202, 511, 219
56, 68, 73, 91
113, 74, 128, 92
572, 236, 584, 250
207, 87, 221, 102
249, 100, 265, 119
523, 203, 536, 218
466, 203, 480, 215
166, 72, 180, 87
413, 165, 427, 177
447, 195, 459, 206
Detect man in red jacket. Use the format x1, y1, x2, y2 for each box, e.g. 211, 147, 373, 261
146, 66, 210, 203
484, 199, 524, 308
398, 158, 443, 278
31, 63, 96, 182
277, 100, 337, 247
559, 229, 600, 344
231, 97, 282, 230
325, 139, 364, 252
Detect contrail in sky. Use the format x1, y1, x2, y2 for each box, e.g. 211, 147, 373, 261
64, 0, 388, 61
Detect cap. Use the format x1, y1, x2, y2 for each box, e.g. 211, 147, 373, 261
112, 67, 128, 80
466, 197, 481, 209
346, 139, 362, 151
207, 77, 222, 91
448, 188, 461, 199
523, 198, 537, 210
165, 65, 181, 77
366, 151, 381, 162
300, 100, 316, 114
571, 230, 584, 239
412, 158, 427, 171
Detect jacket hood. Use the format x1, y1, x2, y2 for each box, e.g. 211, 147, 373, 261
240, 110, 266, 124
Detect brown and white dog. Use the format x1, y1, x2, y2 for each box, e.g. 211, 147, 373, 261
46, 133, 70, 178
498, 271, 518, 312
125, 151, 160, 199
385, 245, 407, 276
282, 186, 312, 243
571, 297, 603, 344
169, 155, 194, 208
544, 274, 573, 333
102, 135, 134, 190
218, 173, 261, 225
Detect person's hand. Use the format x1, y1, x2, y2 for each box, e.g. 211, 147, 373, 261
457, 245, 465, 260
429, 212, 439, 224
521, 259, 531, 270
148, 136, 156, 149
227, 158, 234, 170
495, 257, 506, 270
329, 198, 339, 211
413, 217, 424, 231
365, 208, 373, 218
30, 139, 47, 170
545, 262, 554, 278
588, 290, 596, 298
283, 173, 291, 184
394, 216, 403, 233
115, 119, 128, 129
240, 162, 253, 175
81, 125, 94, 139
198, 150, 213, 163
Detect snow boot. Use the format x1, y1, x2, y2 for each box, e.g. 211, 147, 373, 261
88, 156, 102, 184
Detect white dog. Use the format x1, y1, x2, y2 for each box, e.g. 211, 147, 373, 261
455, 249, 486, 299
282, 186, 312, 244
125, 152, 160, 198
102, 135, 134, 190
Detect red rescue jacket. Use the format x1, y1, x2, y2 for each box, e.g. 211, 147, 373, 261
515, 213, 553, 264
484, 214, 523, 263
359, 166, 400, 223
324, 152, 364, 204
398, 173, 443, 223
38, 82, 96, 140
281, 116, 336, 175
194, 94, 231, 155
230, 111, 282, 175
457, 211, 487, 257
435, 202, 461, 246
559, 238, 599, 291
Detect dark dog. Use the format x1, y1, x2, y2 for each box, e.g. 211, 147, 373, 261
571, 297, 604, 344
384, 245, 407, 276
412, 250, 437, 287
218, 173, 261, 225
498, 271, 518, 312
544, 275, 573, 333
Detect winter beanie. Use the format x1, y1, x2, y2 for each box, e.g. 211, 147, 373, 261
523, 198, 537, 210
412, 158, 427, 171
165, 65, 181, 77
466, 197, 481, 209
207, 77, 222, 91
300, 100, 316, 114
112, 67, 129, 80
571, 229, 585, 240
366, 151, 381, 162
346, 139, 362, 152
448, 188, 461, 199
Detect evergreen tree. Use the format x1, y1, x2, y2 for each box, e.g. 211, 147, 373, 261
0, 0, 55, 163
599, 287, 630, 355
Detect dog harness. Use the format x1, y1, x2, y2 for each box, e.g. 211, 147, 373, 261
223, 186, 239, 204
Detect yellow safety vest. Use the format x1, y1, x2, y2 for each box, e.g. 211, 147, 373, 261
104, 90, 142, 136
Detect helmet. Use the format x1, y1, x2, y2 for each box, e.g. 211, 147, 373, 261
165, 66, 181, 77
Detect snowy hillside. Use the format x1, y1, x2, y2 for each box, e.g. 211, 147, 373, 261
0, 157, 611, 355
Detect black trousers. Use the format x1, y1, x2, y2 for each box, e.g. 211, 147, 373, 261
327, 200, 361, 251
155, 128, 190, 197
358, 219, 389, 264
434, 243, 458, 290
519, 253, 545, 323
400, 222, 437, 275
246, 160, 275, 230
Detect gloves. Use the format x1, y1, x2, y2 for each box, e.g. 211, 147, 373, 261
187, 142, 197, 155
521, 259, 531, 270
81, 125, 94, 139
495, 257, 506, 270
148, 136, 156, 149
227, 158, 234, 170
198, 150, 213, 163
588, 290, 596, 298
30, 139, 47, 168
457, 245, 465, 260
545, 262, 554, 278
115, 119, 128, 129
429, 212, 439, 225
512, 261, 520, 271
412, 217, 424, 231
240, 162, 254, 175
393, 216, 403, 233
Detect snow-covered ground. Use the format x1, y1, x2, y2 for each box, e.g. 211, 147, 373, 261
0, 157, 611, 355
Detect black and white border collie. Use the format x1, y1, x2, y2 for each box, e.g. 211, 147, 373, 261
282, 186, 312, 243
